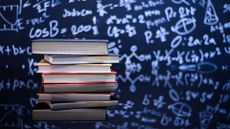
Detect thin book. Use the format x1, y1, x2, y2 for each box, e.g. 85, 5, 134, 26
44, 54, 119, 64
37, 59, 112, 73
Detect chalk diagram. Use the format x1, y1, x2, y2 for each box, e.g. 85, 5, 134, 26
171, 17, 196, 35
203, 0, 219, 25
0, 104, 23, 129
168, 102, 192, 117
0, 0, 22, 31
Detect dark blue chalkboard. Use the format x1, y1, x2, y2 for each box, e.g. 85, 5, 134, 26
0, 0, 230, 129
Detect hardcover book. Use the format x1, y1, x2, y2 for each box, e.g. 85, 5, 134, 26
44, 54, 119, 64
32, 39, 108, 55
37, 100, 118, 110
42, 72, 116, 83
33, 102, 106, 121
38, 93, 112, 102
42, 82, 116, 93
37, 59, 112, 73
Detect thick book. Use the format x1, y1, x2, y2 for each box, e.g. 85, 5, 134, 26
33, 102, 106, 120
42, 82, 116, 93
42, 72, 116, 83
33, 109, 106, 120
38, 93, 112, 102
37, 60, 112, 73
32, 39, 108, 55
44, 54, 119, 64
37, 100, 118, 110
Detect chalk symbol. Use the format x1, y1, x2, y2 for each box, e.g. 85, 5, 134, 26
179, 62, 217, 74
155, 26, 169, 42
168, 102, 192, 117
171, 17, 196, 35
171, 0, 190, 5
203, 0, 219, 25
0, 104, 23, 128
199, 111, 213, 129
153, 96, 166, 109
0, 0, 22, 32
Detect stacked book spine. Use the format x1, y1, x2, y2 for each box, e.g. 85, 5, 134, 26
32, 39, 119, 121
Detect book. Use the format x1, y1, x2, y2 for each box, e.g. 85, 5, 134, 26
32, 39, 108, 55
37, 100, 118, 110
33, 104, 106, 120
42, 82, 116, 93
44, 54, 119, 64
38, 93, 112, 102
37, 60, 112, 73
42, 72, 116, 83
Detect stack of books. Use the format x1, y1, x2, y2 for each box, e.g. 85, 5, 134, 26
32, 39, 119, 121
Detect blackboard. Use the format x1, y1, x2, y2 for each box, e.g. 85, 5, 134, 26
0, 0, 230, 129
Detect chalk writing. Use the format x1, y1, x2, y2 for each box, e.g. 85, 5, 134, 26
0, 0, 229, 129
0, 79, 38, 91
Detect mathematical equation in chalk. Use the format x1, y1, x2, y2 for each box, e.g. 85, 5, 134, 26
0, 103, 60, 129
0, 0, 230, 129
